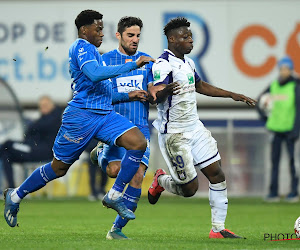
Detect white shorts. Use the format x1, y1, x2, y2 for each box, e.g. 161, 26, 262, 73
158, 126, 221, 185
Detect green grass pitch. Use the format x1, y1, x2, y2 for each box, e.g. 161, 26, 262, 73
1, 197, 299, 249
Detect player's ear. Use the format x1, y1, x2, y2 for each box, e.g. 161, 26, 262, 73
116, 32, 121, 40
80, 26, 86, 35
168, 35, 175, 43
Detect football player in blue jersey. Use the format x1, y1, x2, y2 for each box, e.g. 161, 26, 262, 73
3, 10, 155, 228
90, 16, 154, 240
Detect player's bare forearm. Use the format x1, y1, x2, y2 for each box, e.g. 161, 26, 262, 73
196, 80, 256, 106
148, 85, 165, 103
149, 85, 170, 103
149, 83, 180, 104
147, 95, 156, 105
128, 90, 148, 102
146, 83, 156, 105
196, 80, 232, 98
156, 88, 172, 103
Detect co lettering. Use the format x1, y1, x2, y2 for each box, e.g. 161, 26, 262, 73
233, 23, 300, 77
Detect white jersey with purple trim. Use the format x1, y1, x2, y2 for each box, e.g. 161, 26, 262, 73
152, 49, 203, 134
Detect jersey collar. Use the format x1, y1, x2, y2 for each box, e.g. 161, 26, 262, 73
164, 49, 175, 56
117, 48, 138, 57
164, 49, 186, 62
77, 38, 90, 44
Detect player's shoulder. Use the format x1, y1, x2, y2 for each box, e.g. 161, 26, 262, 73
153, 51, 172, 71
71, 39, 95, 54
136, 51, 151, 58
102, 49, 118, 60
77, 39, 94, 49
156, 50, 174, 65
157, 50, 172, 62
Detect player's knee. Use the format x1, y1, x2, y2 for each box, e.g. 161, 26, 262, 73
54, 167, 69, 177
213, 169, 225, 183
106, 165, 120, 178
182, 180, 198, 197
132, 136, 147, 151
207, 164, 225, 184
51, 161, 70, 177
182, 187, 198, 197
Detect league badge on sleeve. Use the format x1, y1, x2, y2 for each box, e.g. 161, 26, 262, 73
154, 70, 161, 81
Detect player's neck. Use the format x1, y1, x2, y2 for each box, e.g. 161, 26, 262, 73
118, 46, 135, 56
78, 34, 88, 42
168, 47, 184, 60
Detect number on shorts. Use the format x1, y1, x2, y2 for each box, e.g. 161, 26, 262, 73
171, 155, 185, 168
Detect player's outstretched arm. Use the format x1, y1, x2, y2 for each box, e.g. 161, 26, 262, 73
112, 90, 148, 104
82, 56, 155, 83
82, 60, 139, 82
196, 80, 256, 106
148, 82, 180, 104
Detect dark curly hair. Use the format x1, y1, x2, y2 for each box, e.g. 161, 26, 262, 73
75, 10, 103, 31
117, 16, 143, 34
164, 17, 190, 36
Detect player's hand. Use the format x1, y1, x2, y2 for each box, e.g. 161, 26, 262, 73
135, 56, 156, 67
230, 93, 257, 106
165, 82, 181, 95
148, 82, 180, 103
128, 90, 148, 102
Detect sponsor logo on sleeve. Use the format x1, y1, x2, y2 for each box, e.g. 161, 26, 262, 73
154, 70, 161, 81
187, 73, 194, 84
78, 47, 87, 61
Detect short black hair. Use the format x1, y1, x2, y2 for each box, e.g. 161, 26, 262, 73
117, 16, 143, 34
164, 17, 190, 36
75, 10, 103, 31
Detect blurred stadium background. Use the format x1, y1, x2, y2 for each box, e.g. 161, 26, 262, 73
0, 0, 299, 199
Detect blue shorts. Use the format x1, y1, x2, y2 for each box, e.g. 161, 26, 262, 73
53, 105, 136, 164
101, 125, 150, 172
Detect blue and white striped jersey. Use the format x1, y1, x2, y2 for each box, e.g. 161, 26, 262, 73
68, 38, 112, 114
102, 49, 153, 126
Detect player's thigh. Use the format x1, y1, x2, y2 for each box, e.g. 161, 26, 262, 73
53, 106, 98, 164
158, 132, 197, 185
117, 127, 147, 150
94, 111, 145, 150
191, 127, 221, 170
